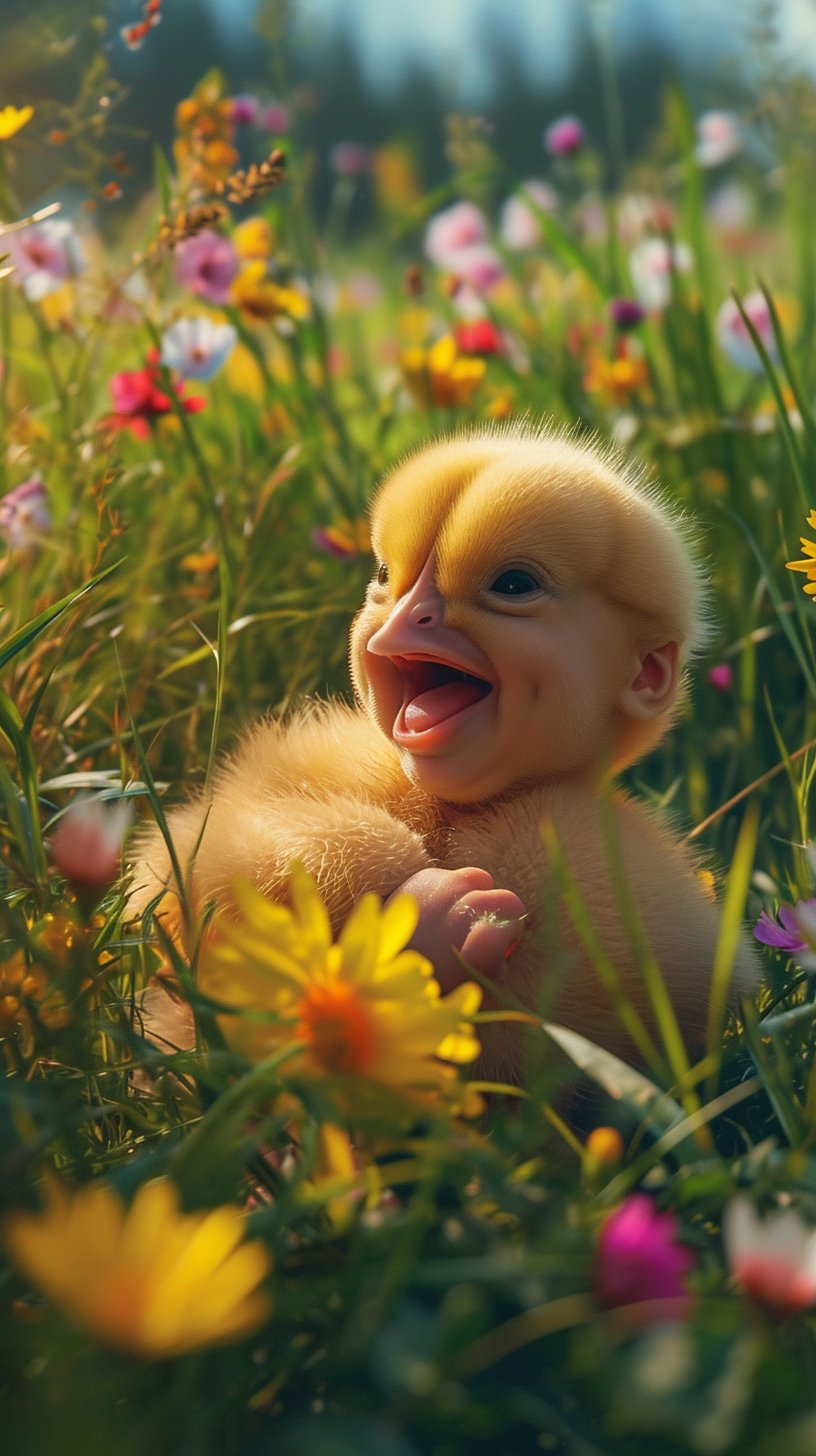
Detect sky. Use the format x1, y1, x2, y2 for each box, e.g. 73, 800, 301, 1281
208, 0, 816, 97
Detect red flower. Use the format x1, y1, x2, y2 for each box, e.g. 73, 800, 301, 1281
103, 361, 205, 439
455, 320, 502, 355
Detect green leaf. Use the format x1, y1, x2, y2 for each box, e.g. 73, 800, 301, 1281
154, 145, 172, 216
705, 800, 759, 1097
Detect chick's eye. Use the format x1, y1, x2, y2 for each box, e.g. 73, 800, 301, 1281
376, 562, 389, 587
488, 568, 541, 596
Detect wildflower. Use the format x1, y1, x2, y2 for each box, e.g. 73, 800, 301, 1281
258, 103, 290, 133
231, 261, 310, 324
594, 1194, 694, 1313
707, 664, 733, 693
583, 348, 649, 405
609, 297, 645, 331
312, 518, 371, 559
0, 474, 50, 551
544, 115, 584, 157
485, 388, 514, 420
174, 229, 238, 306
455, 319, 502, 355
197, 866, 482, 1097
0, 105, 33, 140
372, 145, 421, 209
753, 897, 816, 955
330, 142, 371, 176
715, 290, 780, 374
104, 360, 205, 440
628, 237, 693, 312
160, 317, 237, 382
424, 201, 488, 267
585, 1126, 625, 1166
723, 1195, 816, 1312
230, 95, 259, 125
121, 0, 162, 50
401, 334, 486, 410
9, 219, 85, 303
224, 343, 265, 402
616, 194, 675, 248
499, 180, 557, 251
3, 1176, 271, 1357
787, 509, 816, 596
233, 216, 274, 260
301, 1123, 359, 1231
694, 110, 740, 168
49, 798, 131, 900
443, 244, 505, 295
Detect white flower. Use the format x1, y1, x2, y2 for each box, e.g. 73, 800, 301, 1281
9, 219, 86, 302
694, 110, 741, 168
499, 181, 557, 251
424, 201, 488, 266
629, 237, 693, 312
160, 317, 238, 382
723, 1194, 816, 1311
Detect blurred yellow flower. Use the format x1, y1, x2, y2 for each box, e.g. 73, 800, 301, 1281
401, 334, 486, 410
233, 217, 274, 260
224, 341, 266, 402
372, 145, 421, 210
786, 509, 816, 596
583, 350, 649, 404
3, 1176, 271, 1358
231, 261, 310, 323
301, 1123, 358, 1230
198, 865, 482, 1095
0, 105, 33, 140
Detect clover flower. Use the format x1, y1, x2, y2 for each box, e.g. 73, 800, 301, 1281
49, 797, 131, 900
9, 219, 85, 303
401, 333, 486, 410
160, 317, 238, 381
230, 95, 259, 125
0, 474, 50, 551
499, 180, 557, 251
753, 896, 816, 955
3, 1176, 271, 1357
544, 115, 584, 156
787, 510, 816, 597
628, 237, 693, 312
594, 1194, 694, 1313
715, 290, 782, 373
723, 1195, 816, 1312
197, 866, 482, 1097
694, 110, 741, 168
174, 229, 239, 306
707, 663, 733, 693
424, 201, 488, 267
609, 297, 645, 331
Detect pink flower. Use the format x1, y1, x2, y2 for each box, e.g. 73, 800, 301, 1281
707, 663, 733, 693
104, 359, 205, 440
753, 897, 816, 955
499, 180, 557, 250
715, 290, 778, 374
9, 219, 85, 302
723, 1195, 816, 1312
330, 142, 371, 176
544, 115, 584, 157
629, 238, 693, 312
50, 798, 131, 899
229, 95, 259, 125
594, 1194, 694, 1314
0, 474, 50, 550
258, 103, 289, 134
424, 201, 488, 266
444, 244, 505, 295
174, 230, 238, 305
695, 111, 740, 169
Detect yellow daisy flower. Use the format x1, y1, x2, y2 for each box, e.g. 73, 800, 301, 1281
3, 1176, 271, 1358
400, 334, 486, 410
786, 509, 816, 596
197, 866, 482, 1095
230, 260, 310, 323
0, 105, 33, 141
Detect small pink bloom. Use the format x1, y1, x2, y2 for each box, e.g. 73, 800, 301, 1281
229, 95, 259, 125
753, 898, 816, 955
424, 201, 488, 266
174, 229, 238, 305
544, 115, 584, 157
594, 1194, 693, 1314
723, 1195, 816, 1312
258, 103, 290, 134
499, 180, 557, 250
629, 237, 693, 312
695, 110, 740, 168
330, 142, 371, 176
707, 663, 733, 693
50, 798, 131, 897
0, 474, 50, 551
9, 219, 85, 302
715, 290, 778, 374
443, 243, 505, 295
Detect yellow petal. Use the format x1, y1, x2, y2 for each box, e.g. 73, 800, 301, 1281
377, 893, 419, 962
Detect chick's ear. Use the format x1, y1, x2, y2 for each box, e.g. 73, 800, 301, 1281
616, 640, 680, 720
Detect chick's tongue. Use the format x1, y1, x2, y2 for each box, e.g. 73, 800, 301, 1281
402, 679, 486, 732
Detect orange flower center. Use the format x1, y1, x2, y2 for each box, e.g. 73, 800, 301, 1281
297, 981, 375, 1075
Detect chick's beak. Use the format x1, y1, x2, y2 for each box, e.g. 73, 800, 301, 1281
367, 551, 448, 659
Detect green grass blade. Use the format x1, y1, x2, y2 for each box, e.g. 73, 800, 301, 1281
731, 287, 812, 510
0, 559, 120, 675
705, 800, 759, 1098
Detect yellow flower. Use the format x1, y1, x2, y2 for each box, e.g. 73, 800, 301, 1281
401, 334, 486, 410
301, 1123, 358, 1230
786, 509, 816, 595
224, 342, 266, 402
231, 260, 310, 323
233, 217, 274, 260
0, 105, 33, 140
3, 1176, 271, 1358
197, 866, 482, 1095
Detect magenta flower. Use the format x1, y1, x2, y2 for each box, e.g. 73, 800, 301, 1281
259, 103, 290, 134
174, 230, 238, 305
753, 899, 816, 955
594, 1195, 693, 1313
424, 201, 488, 267
707, 663, 733, 693
544, 115, 584, 157
609, 297, 646, 331
229, 95, 259, 125
330, 142, 371, 176
0, 474, 50, 551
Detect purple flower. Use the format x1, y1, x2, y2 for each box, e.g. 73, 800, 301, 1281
229, 95, 259, 125
544, 115, 584, 157
0, 474, 51, 551
609, 297, 646, 331
594, 1194, 693, 1313
424, 201, 488, 266
330, 142, 371, 176
174, 230, 238, 306
753, 899, 816, 955
258, 103, 290, 134
160, 316, 237, 381
9, 219, 85, 302
707, 663, 733, 693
